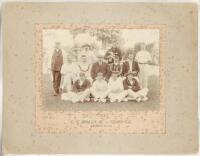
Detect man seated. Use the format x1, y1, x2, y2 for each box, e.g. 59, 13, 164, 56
77, 54, 92, 82
90, 72, 109, 103
90, 52, 111, 81
121, 51, 140, 77
123, 72, 149, 102
104, 43, 122, 61
108, 71, 128, 102
61, 72, 91, 103
109, 55, 122, 75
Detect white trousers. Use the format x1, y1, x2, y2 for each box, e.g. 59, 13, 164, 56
90, 89, 109, 99
108, 90, 128, 102
138, 64, 150, 88
126, 88, 149, 99
61, 89, 90, 102
61, 73, 78, 91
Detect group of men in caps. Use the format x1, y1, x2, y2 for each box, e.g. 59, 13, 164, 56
50, 42, 152, 103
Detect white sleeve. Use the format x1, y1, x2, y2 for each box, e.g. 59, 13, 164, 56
61, 64, 66, 74
119, 78, 124, 90
135, 53, 139, 62
147, 52, 152, 62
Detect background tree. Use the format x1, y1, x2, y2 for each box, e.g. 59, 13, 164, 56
70, 28, 122, 49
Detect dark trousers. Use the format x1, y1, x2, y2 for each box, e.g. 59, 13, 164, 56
52, 70, 61, 94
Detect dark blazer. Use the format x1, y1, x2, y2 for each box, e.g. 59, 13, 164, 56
123, 78, 140, 92
121, 60, 140, 76
72, 79, 91, 93
90, 62, 111, 80
51, 49, 63, 71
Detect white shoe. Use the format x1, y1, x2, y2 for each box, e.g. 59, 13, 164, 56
142, 97, 148, 102
136, 97, 142, 102
123, 98, 128, 102
117, 99, 122, 103
110, 99, 115, 103
94, 98, 98, 102
100, 98, 106, 103
84, 98, 90, 102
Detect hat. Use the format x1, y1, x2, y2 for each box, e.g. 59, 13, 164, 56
113, 55, 120, 59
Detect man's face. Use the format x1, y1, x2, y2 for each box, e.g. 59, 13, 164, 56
80, 74, 86, 81
113, 43, 117, 49
81, 56, 87, 63
127, 74, 134, 81
98, 57, 103, 62
84, 47, 90, 51
114, 58, 119, 63
55, 43, 61, 49
128, 53, 134, 60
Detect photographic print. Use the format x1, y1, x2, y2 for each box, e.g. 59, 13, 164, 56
35, 24, 165, 134
3, 3, 198, 154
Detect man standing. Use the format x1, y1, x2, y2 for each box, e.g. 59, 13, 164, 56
51, 42, 63, 96
104, 43, 122, 61
90, 53, 111, 81
135, 43, 152, 88
121, 51, 140, 77
80, 44, 97, 64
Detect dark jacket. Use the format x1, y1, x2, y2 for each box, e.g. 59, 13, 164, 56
90, 61, 111, 80
51, 49, 63, 71
123, 78, 140, 92
121, 60, 140, 76
72, 79, 91, 93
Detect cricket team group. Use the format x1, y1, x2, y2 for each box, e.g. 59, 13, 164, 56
50, 42, 152, 103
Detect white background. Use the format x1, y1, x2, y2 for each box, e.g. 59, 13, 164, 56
0, 0, 199, 155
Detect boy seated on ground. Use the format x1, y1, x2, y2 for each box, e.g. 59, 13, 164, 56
123, 72, 149, 102
61, 72, 91, 103
90, 72, 109, 103
108, 71, 128, 102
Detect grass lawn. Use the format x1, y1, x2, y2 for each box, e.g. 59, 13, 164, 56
42, 66, 160, 112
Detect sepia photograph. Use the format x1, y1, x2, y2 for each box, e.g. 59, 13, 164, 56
41, 26, 160, 111
35, 24, 165, 134
3, 2, 198, 153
